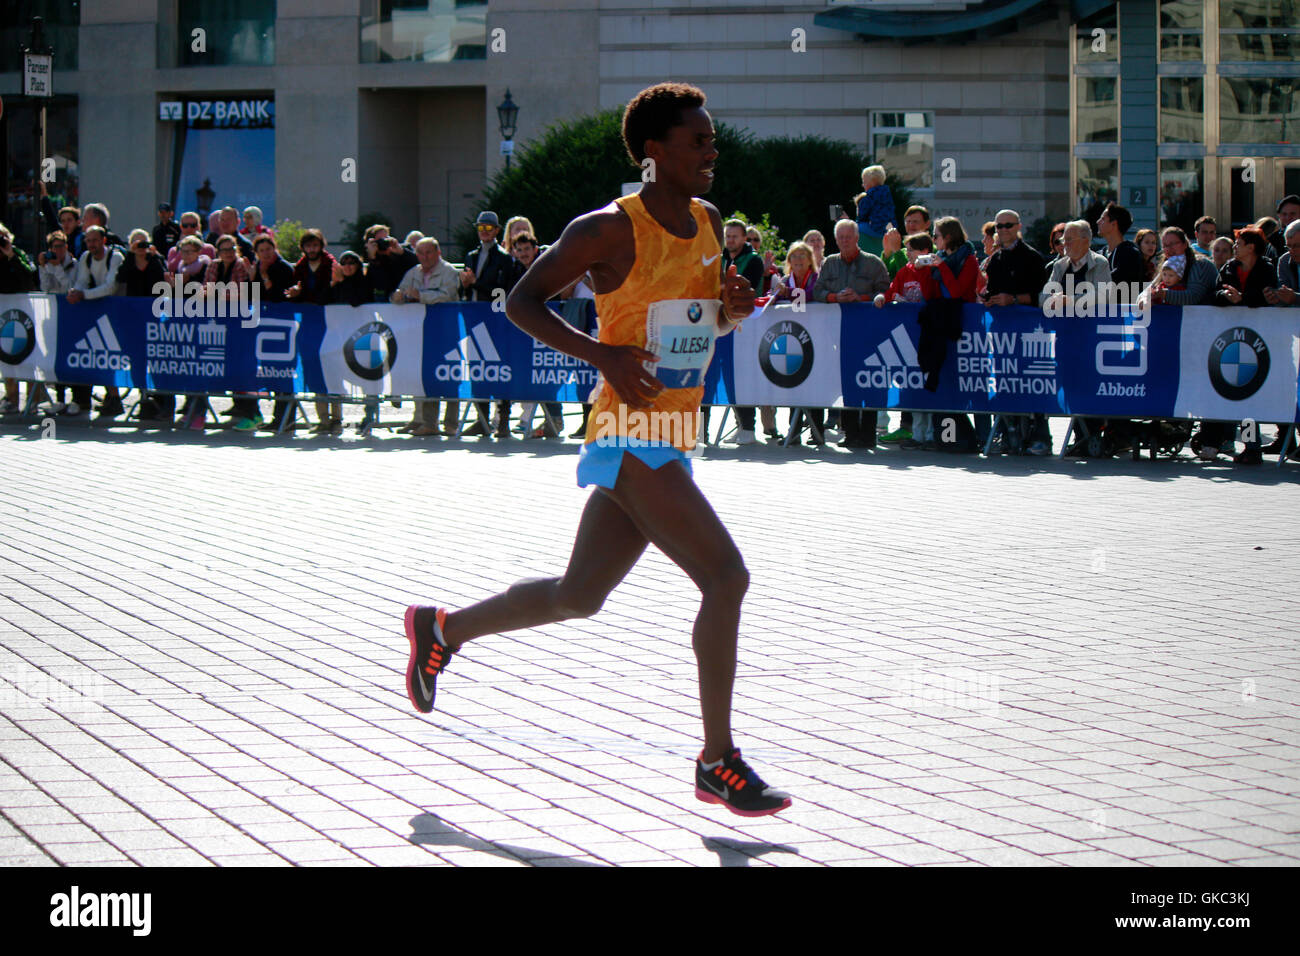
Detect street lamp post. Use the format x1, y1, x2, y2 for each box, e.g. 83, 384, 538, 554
23, 16, 53, 258
497, 89, 519, 171
196, 178, 215, 218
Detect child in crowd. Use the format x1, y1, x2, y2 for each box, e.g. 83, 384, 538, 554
1157, 255, 1186, 293
854, 165, 894, 257
874, 233, 936, 306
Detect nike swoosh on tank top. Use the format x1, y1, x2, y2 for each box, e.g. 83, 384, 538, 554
588, 193, 723, 452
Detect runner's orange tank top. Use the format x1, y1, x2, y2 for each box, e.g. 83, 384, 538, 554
588, 192, 722, 451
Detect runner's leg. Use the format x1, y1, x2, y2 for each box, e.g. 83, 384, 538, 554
440, 487, 648, 649
603, 455, 748, 763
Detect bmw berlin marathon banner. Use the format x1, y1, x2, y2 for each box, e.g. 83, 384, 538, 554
1, 294, 1296, 423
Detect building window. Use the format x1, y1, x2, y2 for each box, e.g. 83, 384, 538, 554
1220, 77, 1300, 144
1077, 78, 1119, 143
1160, 77, 1204, 142
1219, 0, 1298, 63
178, 0, 275, 67
869, 112, 934, 195
0, 0, 80, 71
172, 97, 276, 222
1075, 6, 1118, 63
1159, 159, 1204, 231
360, 0, 488, 63
1077, 158, 1119, 220
1159, 0, 1203, 62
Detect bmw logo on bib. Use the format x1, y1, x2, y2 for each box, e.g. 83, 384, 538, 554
345, 321, 398, 381
687, 302, 703, 323
1208, 326, 1269, 401
0, 308, 36, 365
759, 319, 814, 388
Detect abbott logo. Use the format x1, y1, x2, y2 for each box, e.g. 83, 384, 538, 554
437, 322, 513, 382
254, 316, 299, 362
68, 315, 131, 371
1096, 311, 1148, 376
50, 886, 151, 936
857, 323, 923, 389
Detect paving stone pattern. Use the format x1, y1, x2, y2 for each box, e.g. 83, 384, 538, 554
1, 417, 1297, 866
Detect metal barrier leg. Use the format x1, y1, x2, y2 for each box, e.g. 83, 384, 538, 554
712, 406, 732, 445
984, 415, 1002, 457
782, 409, 801, 447
1279, 426, 1294, 469
274, 399, 298, 435
1058, 417, 1076, 458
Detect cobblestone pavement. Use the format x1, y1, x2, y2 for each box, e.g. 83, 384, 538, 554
2, 408, 1298, 867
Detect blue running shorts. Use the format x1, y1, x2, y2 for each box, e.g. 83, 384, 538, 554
575, 439, 693, 489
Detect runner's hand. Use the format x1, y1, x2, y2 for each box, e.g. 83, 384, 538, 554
599, 343, 662, 409
721, 264, 755, 321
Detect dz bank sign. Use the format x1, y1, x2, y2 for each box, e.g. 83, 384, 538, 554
159, 98, 275, 129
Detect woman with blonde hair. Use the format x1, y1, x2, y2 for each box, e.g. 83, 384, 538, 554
801, 229, 826, 271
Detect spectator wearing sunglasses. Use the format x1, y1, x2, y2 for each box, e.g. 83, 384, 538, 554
167, 213, 216, 271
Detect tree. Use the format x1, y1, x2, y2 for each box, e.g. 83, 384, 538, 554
454, 108, 922, 260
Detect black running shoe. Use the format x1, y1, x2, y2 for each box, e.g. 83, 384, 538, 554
404, 605, 454, 713
695, 748, 792, 817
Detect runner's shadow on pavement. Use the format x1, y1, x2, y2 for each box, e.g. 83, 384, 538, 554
408, 813, 607, 867
702, 836, 800, 867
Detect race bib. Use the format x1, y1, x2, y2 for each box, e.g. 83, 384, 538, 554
644, 298, 719, 389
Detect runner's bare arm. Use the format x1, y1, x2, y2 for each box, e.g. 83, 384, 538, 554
506, 209, 663, 409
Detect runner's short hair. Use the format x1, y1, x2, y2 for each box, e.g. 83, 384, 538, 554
622, 82, 706, 166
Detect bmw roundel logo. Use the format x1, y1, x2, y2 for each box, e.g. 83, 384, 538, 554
0, 308, 36, 366
344, 321, 398, 380
687, 302, 703, 323
759, 319, 814, 388
1207, 327, 1269, 401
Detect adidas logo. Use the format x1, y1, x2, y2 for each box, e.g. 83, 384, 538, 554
69, 315, 131, 370
436, 322, 512, 382
856, 323, 923, 389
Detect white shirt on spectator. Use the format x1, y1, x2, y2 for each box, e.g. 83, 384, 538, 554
391, 258, 460, 305
39, 255, 78, 294
73, 247, 125, 299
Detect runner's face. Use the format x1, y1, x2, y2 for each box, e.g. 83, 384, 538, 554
649, 107, 717, 195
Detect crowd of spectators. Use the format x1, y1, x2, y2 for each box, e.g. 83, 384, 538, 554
2, 171, 1298, 465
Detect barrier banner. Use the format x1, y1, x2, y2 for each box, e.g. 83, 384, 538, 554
0, 294, 56, 380
3, 294, 1297, 423
733, 302, 842, 406
1173, 306, 1300, 424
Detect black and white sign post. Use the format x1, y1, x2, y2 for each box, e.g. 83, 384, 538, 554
23, 17, 53, 258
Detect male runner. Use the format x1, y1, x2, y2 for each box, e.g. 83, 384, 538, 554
403, 82, 791, 817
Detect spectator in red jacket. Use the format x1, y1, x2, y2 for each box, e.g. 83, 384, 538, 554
285, 229, 337, 305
